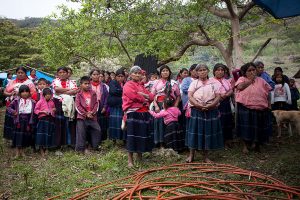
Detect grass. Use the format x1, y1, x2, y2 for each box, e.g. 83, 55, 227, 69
0, 108, 300, 199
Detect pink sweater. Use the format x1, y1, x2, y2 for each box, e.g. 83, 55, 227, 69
149, 107, 181, 125
34, 98, 55, 118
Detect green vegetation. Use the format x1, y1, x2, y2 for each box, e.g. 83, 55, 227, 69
0, 108, 299, 199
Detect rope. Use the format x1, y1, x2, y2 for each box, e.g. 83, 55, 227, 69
48, 163, 300, 199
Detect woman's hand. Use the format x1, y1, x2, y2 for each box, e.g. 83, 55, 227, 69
101, 108, 106, 114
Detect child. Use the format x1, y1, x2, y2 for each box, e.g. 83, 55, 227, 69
7, 85, 36, 157
149, 97, 185, 152
271, 74, 292, 110
34, 88, 56, 157
289, 78, 299, 110
75, 76, 101, 153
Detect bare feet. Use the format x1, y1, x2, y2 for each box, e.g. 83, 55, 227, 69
204, 158, 213, 163
128, 162, 134, 168
185, 156, 194, 163
242, 146, 249, 154
84, 149, 90, 154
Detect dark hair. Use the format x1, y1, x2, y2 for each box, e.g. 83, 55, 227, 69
56, 67, 68, 73
42, 88, 52, 96
7, 72, 12, 77
213, 63, 227, 76
180, 68, 188, 74
163, 97, 175, 109
116, 68, 125, 76
16, 66, 27, 74
274, 67, 283, 73
159, 65, 172, 81
274, 74, 284, 86
240, 62, 256, 77
110, 72, 116, 75
38, 78, 47, 84
30, 69, 36, 73
89, 69, 101, 76
189, 64, 197, 72
66, 67, 72, 73
18, 85, 30, 95
80, 76, 91, 84
254, 61, 264, 67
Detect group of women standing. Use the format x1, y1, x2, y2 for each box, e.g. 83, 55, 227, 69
2, 62, 296, 166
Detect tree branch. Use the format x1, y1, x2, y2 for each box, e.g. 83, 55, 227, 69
74, 54, 97, 67
157, 39, 210, 67
251, 38, 272, 62
238, 1, 255, 20
112, 30, 133, 62
198, 24, 210, 41
224, 0, 237, 18
205, 5, 231, 19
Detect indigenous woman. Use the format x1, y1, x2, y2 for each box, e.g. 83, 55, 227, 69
176, 68, 189, 86
151, 65, 181, 146
235, 63, 272, 153
108, 69, 126, 142
90, 69, 109, 141
52, 67, 79, 147
180, 64, 198, 144
212, 63, 234, 147
186, 64, 223, 163
28, 69, 38, 84
122, 66, 154, 167
3, 66, 36, 141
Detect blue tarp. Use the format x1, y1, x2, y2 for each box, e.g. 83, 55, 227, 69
0, 70, 54, 82
26, 70, 54, 82
254, 0, 300, 19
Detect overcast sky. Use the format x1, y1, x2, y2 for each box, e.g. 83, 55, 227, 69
0, 0, 81, 19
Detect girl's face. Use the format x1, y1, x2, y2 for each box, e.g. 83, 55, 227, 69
214, 67, 225, 79
289, 80, 295, 87
99, 73, 104, 82
275, 69, 282, 76
276, 76, 283, 83
245, 66, 257, 79
16, 70, 26, 80
37, 81, 47, 90
190, 69, 198, 78
197, 67, 209, 80
181, 70, 189, 79
57, 70, 68, 80
110, 73, 116, 80
20, 91, 30, 99
104, 72, 110, 80
130, 71, 142, 82
30, 70, 36, 76
116, 74, 125, 83
161, 68, 170, 80
91, 71, 100, 82
256, 65, 264, 75
44, 94, 52, 101
8, 74, 13, 79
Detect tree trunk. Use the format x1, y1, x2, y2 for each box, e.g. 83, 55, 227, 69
231, 17, 244, 69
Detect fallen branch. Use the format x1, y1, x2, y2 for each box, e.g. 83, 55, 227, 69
251, 38, 272, 62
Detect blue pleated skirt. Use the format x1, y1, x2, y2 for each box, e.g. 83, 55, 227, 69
186, 108, 224, 150
126, 112, 154, 153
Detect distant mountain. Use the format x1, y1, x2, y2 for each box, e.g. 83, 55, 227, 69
0, 17, 52, 28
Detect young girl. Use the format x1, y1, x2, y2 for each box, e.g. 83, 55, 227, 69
149, 97, 185, 152
151, 65, 181, 146
90, 69, 109, 141
289, 78, 299, 110
186, 64, 223, 163
8, 85, 36, 157
271, 74, 292, 110
34, 88, 56, 157
52, 67, 79, 147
